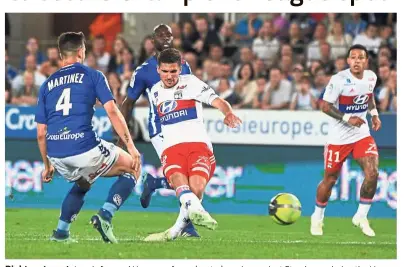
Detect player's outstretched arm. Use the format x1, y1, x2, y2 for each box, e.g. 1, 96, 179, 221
104, 100, 141, 173
367, 94, 381, 131
36, 123, 54, 183
321, 101, 365, 128
211, 97, 242, 128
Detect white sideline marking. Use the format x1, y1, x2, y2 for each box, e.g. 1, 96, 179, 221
5, 234, 396, 246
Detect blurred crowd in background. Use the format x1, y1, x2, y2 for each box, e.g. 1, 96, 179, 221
5, 13, 397, 113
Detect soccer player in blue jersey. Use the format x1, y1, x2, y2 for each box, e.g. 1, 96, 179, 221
35, 32, 141, 244
119, 24, 199, 237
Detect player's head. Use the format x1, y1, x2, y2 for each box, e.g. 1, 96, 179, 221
153, 24, 173, 53
347, 44, 369, 75
157, 48, 182, 88
57, 32, 86, 63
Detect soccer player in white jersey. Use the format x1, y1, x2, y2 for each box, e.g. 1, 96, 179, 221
120, 24, 198, 237
311, 44, 382, 237
144, 48, 242, 241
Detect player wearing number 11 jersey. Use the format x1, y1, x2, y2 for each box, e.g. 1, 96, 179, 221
35, 32, 141, 244
311, 44, 382, 237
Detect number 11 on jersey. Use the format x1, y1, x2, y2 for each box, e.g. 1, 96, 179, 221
328, 150, 340, 162
56, 88, 72, 116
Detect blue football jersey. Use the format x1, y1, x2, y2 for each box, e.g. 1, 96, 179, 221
127, 56, 191, 138
35, 63, 114, 158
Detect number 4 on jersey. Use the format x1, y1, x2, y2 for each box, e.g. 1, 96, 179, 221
56, 88, 72, 116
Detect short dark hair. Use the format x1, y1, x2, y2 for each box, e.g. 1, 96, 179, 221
220, 59, 233, 68
347, 44, 369, 58
158, 48, 182, 66
269, 65, 282, 73
256, 73, 268, 80
153, 24, 171, 37
314, 66, 325, 76
57, 32, 86, 57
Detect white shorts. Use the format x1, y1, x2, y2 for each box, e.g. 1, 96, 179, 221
150, 134, 164, 159
48, 139, 119, 184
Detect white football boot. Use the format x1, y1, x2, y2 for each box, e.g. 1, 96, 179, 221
144, 229, 173, 242
182, 200, 218, 230
310, 215, 324, 236
188, 209, 218, 230
352, 215, 375, 237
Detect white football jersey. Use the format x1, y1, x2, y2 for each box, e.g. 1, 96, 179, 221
323, 69, 377, 145
150, 74, 219, 152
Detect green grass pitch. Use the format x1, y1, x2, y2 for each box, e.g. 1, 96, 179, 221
5, 208, 396, 259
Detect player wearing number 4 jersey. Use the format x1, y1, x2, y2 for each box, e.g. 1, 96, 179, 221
143, 48, 242, 241
35, 32, 141, 244
311, 44, 382, 237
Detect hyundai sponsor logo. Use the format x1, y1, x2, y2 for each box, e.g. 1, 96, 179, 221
159, 100, 178, 114
353, 94, 370, 105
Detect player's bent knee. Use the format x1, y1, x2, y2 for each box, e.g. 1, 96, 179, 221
189, 175, 207, 199
116, 148, 133, 168
169, 172, 188, 188
104, 148, 139, 178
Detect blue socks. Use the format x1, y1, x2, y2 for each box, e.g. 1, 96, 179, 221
154, 176, 172, 190
99, 173, 136, 222
57, 183, 89, 233
56, 173, 136, 234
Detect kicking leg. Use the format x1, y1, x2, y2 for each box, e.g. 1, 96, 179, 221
187, 174, 217, 230
144, 172, 202, 242
139, 172, 200, 237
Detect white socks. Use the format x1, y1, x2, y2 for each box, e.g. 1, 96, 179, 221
169, 205, 189, 239
313, 204, 371, 222
169, 185, 205, 239
177, 185, 204, 211
356, 203, 371, 218
312, 206, 325, 221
